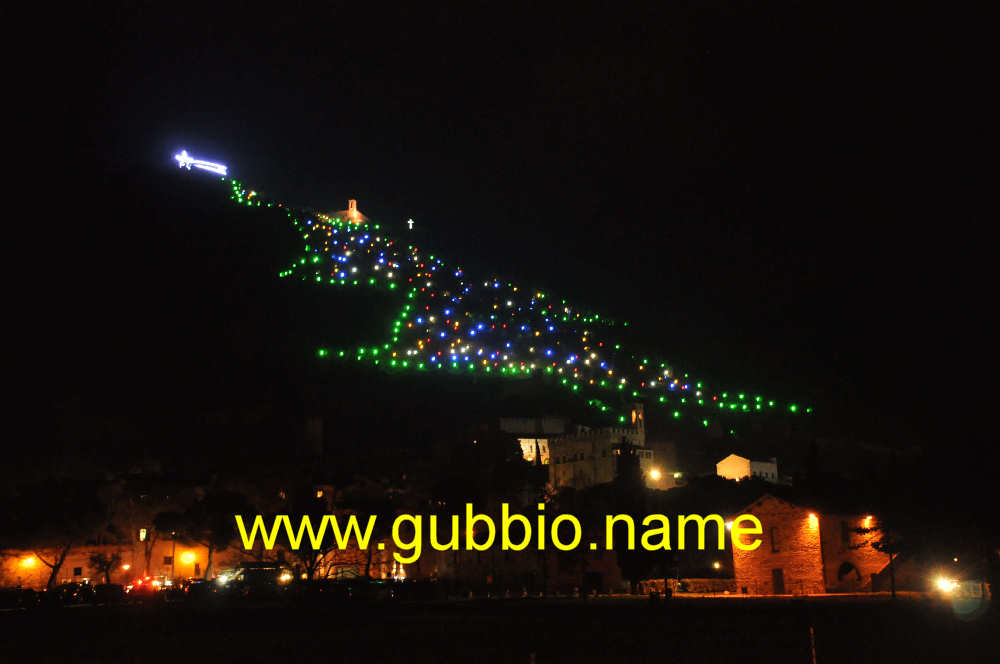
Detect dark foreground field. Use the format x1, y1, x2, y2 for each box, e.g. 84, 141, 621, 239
1, 596, 995, 663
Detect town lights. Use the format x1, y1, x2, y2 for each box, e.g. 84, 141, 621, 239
649, 468, 662, 481
935, 576, 959, 593
121, 563, 131, 571
180, 551, 196, 565
279, 572, 292, 583
19, 555, 36, 568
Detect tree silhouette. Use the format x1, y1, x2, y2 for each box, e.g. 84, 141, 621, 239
88, 551, 122, 584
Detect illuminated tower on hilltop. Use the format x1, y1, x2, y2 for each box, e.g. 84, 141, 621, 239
330, 198, 367, 224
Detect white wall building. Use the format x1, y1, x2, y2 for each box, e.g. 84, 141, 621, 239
716, 453, 781, 483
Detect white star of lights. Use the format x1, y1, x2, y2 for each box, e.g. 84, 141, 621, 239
174, 149, 228, 176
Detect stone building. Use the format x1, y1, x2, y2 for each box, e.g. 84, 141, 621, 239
543, 404, 675, 491
732, 494, 888, 595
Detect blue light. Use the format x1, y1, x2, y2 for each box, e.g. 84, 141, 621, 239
439, 331, 447, 338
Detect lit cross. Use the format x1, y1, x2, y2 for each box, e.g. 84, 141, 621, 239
407, 218, 414, 230
173, 149, 228, 176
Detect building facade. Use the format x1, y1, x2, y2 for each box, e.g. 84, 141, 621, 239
716, 453, 781, 483
732, 494, 888, 595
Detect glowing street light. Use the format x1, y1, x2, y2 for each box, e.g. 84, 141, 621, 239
649, 468, 662, 481
713, 561, 721, 570
935, 576, 959, 593
180, 551, 196, 565
121, 563, 131, 571
19, 555, 36, 569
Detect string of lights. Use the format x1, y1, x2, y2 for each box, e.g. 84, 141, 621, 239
181, 153, 811, 433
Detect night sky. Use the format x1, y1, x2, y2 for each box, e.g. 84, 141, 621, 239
25, 5, 989, 461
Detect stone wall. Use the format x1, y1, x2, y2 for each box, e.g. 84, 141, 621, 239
732, 495, 826, 595
637, 577, 736, 594
819, 513, 888, 592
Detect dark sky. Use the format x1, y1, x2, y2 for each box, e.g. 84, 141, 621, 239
25, 4, 989, 454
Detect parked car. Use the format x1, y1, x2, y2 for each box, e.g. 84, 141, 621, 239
0, 588, 39, 610
93, 583, 126, 605
55, 582, 94, 605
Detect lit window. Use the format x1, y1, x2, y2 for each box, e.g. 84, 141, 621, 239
138, 528, 147, 542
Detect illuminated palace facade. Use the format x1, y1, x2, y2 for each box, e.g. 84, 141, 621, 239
508, 404, 675, 491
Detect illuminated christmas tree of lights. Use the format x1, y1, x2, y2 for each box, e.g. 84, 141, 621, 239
175, 150, 811, 432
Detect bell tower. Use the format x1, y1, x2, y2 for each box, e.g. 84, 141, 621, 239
630, 402, 645, 431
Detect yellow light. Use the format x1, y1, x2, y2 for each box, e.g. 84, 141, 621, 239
122, 563, 131, 571
279, 572, 293, 583
863, 516, 873, 527
713, 562, 721, 570
649, 468, 662, 481
725, 521, 733, 530
19, 556, 36, 569
808, 513, 819, 526
935, 576, 959, 593
181, 551, 196, 565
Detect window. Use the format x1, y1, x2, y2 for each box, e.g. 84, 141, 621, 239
163, 556, 173, 565
770, 527, 779, 552
73, 567, 82, 576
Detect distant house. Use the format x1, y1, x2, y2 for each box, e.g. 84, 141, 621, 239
716, 453, 781, 483
731, 494, 888, 595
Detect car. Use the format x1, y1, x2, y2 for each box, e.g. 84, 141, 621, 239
54, 582, 94, 605
126, 576, 164, 604
93, 583, 126, 605
0, 588, 39, 610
